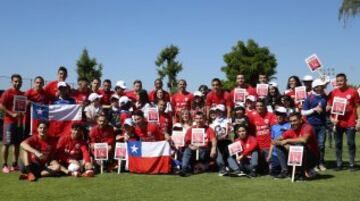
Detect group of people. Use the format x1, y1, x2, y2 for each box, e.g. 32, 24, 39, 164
0, 66, 359, 182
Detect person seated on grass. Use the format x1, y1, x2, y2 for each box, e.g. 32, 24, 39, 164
179, 111, 217, 177
273, 112, 319, 180
89, 113, 115, 172
56, 123, 94, 177
133, 110, 165, 141
267, 106, 291, 176
227, 124, 259, 177
19, 121, 61, 181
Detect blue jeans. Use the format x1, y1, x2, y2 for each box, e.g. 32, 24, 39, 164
335, 127, 356, 167
227, 151, 258, 173
312, 124, 326, 165
181, 147, 209, 172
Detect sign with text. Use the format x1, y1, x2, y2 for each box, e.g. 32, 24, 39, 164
94, 143, 109, 160
228, 141, 243, 156
13, 95, 27, 113
171, 131, 185, 148
331, 97, 347, 116
234, 88, 246, 103
256, 84, 269, 97
305, 54, 322, 72
287, 146, 304, 166
114, 142, 127, 159
295, 86, 307, 102
191, 128, 205, 147
147, 107, 159, 123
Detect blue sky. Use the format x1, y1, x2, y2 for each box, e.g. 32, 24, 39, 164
0, 0, 359, 92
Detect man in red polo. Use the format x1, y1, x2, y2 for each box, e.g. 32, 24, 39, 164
133, 110, 164, 141
0, 74, 25, 173
71, 77, 90, 105
206, 78, 231, 118
228, 74, 257, 112
171, 79, 193, 123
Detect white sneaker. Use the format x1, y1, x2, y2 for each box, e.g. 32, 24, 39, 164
319, 164, 327, 171
313, 166, 320, 172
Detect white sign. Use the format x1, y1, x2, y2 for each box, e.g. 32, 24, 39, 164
331, 97, 347, 116
256, 84, 269, 97
114, 142, 127, 159
191, 128, 205, 146
234, 88, 246, 103
171, 131, 185, 148
13, 95, 27, 113
147, 107, 160, 123
228, 141, 243, 156
305, 54, 322, 72
94, 143, 109, 160
287, 146, 304, 166
295, 86, 307, 102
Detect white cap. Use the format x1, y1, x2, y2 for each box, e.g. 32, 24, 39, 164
88, 93, 102, 102
119, 96, 130, 105
115, 80, 127, 89
303, 75, 314, 82
209, 106, 217, 111
124, 118, 134, 126
57, 81, 68, 88
269, 82, 278, 88
312, 78, 326, 88
215, 104, 226, 112
193, 91, 203, 97
275, 106, 287, 114
246, 95, 257, 102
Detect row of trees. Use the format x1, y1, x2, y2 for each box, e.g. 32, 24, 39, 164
76, 39, 277, 91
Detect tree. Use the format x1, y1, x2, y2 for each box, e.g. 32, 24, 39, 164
339, 0, 360, 25
221, 39, 277, 90
76, 48, 103, 82
155, 45, 183, 93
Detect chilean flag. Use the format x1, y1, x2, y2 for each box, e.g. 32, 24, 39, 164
31, 103, 82, 137
127, 141, 171, 174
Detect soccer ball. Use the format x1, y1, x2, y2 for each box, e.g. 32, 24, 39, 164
68, 163, 80, 172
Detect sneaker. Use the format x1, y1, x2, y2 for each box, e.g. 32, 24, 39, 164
249, 170, 257, 178
318, 164, 327, 171
218, 168, 229, 176
27, 172, 36, 182
19, 174, 28, 180
313, 166, 320, 172
305, 169, 318, 179
10, 165, 19, 172
2, 165, 10, 174
274, 170, 288, 179
82, 170, 95, 177
178, 170, 189, 177
230, 170, 247, 177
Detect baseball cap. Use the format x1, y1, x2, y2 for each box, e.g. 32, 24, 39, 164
234, 103, 245, 111
57, 81, 68, 88
269, 82, 278, 88
115, 80, 127, 89
88, 93, 102, 102
215, 104, 226, 112
275, 106, 287, 115
302, 75, 313, 82
246, 95, 257, 102
110, 94, 120, 100
312, 78, 326, 88
193, 91, 203, 97
119, 96, 130, 105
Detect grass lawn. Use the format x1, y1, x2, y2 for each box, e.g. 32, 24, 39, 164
0, 137, 359, 201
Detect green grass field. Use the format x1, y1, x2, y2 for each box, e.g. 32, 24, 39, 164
0, 137, 359, 201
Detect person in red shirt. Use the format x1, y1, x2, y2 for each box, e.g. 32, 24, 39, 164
90, 78, 101, 94
171, 79, 194, 123
327, 73, 360, 171
247, 99, 277, 173
19, 121, 61, 181
179, 111, 217, 176
228, 74, 257, 113
148, 78, 170, 103
0, 74, 25, 173
206, 78, 231, 118
126, 80, 147, 103
133, 110, 164, 141
273, 113, 319, 180
44, 66, 69, 102
71, 77, 90, 105
98, 79, 114, 108
158, 100, 172, 137
24, 76, 49, 138
56, 123, 94, 177
229, 124, 259, 177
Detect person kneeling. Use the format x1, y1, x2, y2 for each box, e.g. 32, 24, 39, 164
56, 123, 94, 177
19, 121, 61, 182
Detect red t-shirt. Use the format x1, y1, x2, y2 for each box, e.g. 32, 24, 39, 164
184, 125, 216, 148
56, 135, 91, 163
229, 86, 257, 108
134, 122, 164, 142
44, 80, 59, 100
148, 89, 171, 102
327, 87, 359, 128
98, 89, 114, 106
206, 90, 230, 108
89, 125, 115, 146
282, 123, 319, 156
71, 89, 90, 104
171, 91, 194, 115
125, 90, 138, 102
119, 112, 132, 126
248, 111, 277, 150
234, 135, 258, 157
159, 112, 172, 134
24, 135, 57, 165
0, 88, 24, 123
